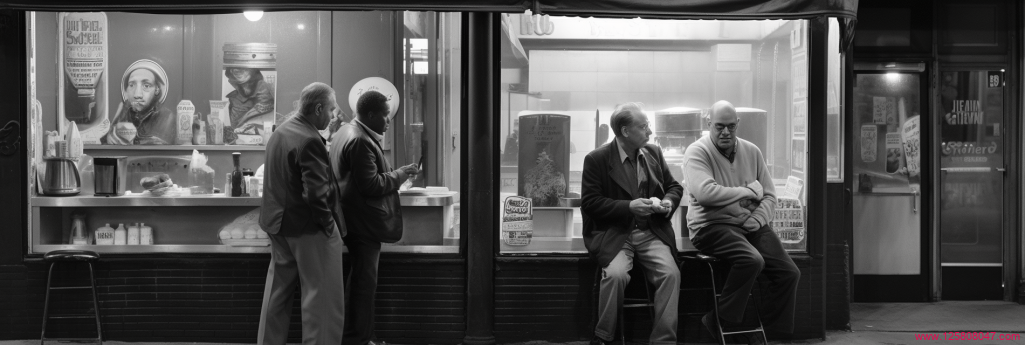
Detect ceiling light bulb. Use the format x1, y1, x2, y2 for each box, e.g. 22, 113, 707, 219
244, 11, 264, 22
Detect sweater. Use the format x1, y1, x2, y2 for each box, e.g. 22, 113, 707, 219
682, 135, 776, 237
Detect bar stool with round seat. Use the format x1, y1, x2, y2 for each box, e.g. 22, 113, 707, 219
40, 249, 102, 345
679, 252, 766, 345
591, 266, 656, 344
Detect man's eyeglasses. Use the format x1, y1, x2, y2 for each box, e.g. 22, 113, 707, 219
713, 123, 737, 132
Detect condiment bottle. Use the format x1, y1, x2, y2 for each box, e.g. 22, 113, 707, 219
140, 223, 153, 245
192, 114, 207, 145
127, 223, 140, 245
95, 223, 114, 245
71, 213, 89, 245
114, 223, 127, 245
231, 152, 243, 197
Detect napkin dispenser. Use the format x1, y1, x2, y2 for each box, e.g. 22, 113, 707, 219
93, 156, 128, 196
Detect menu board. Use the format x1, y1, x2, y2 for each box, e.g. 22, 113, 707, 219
517, 113, 570, 207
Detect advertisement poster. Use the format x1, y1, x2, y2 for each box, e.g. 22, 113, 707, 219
517, 113, 570, 207
58, 12, 109, 144
792, 100, 807, 136
791, 138, 805, 174
861, 124, 877, 163
885, 132, 903, 174
872, 96, 893, 125
772, 196, 805, 250
220, 43, 277, 145
901, 115, 921, 180
791, 54, 807, 100
103, 59, 175, 145
502, 196, 533, 246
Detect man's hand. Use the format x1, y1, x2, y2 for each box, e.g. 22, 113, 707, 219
746, 180, 764, 199
396, 163, 420, 181
629, 198, 655, 217
742, 216, 762, 232
649, 197, 673, 214
739, 198, 759, 212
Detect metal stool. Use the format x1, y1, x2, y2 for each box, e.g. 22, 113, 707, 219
41, 250, 102, 345
592, 266, 655, 344
680, 253, 766, 345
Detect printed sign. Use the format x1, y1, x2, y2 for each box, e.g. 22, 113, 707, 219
783, 176, 804, 199
518, 113, 571, 207
772, 197, 805, 245
872, 96, 890, 125
58, 12, 109, 144
791, 138, 806, 174
349, 77, 401, 120
861, 124, 877, 163
902, 115, 921, 178
502, 196, 533, 246
885, 132, 903, 174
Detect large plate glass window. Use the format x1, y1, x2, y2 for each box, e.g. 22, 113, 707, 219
498, 15, 809, 254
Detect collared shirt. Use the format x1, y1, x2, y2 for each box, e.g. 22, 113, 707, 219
715, 141, 737, 163
354, 118, 385, 144
616, 138, 650, 230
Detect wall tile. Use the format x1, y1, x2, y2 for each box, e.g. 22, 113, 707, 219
596, 72, 630, 93
627, 51, 654, 72
568, 93, 598, 114
653, 72, 686, 93
629, 73, 655, 93
596, 51, 628, 71
653, 52, 682, 73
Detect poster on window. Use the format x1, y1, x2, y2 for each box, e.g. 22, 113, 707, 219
773, 196, 805, 250
220, 43, 277, 145
517, 113, 571, 207
58, 12, 109, 144
791, 138, 806, 174
792, 54, 807, 100
502, 196, 533, 246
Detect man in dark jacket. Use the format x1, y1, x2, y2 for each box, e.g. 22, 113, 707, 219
330, 90, 418, 345
258, 82, 345, 345
581, 102, 683, 345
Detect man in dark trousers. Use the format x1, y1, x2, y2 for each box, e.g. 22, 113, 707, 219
330, 90, 419, 345
258, 82, 346, 344
581, 102, 683, 345
683, 100, 800, 345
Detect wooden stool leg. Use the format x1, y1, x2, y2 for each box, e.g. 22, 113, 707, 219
40, 262, 55, 345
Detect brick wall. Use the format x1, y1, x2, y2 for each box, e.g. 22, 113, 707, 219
825, 243, 851, 329
494, 255, 824, 343
0, 255, 465, 344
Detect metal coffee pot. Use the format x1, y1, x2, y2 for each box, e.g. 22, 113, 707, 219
42, 157, 81, 196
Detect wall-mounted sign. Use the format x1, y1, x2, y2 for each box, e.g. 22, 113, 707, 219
59, 12, 109, 144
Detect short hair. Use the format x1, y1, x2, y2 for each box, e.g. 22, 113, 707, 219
299, 82, 335, 117
357, 91, 389, 119
610, 102, 644, 137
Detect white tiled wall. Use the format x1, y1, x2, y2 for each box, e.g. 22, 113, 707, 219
528, 50, 713, 112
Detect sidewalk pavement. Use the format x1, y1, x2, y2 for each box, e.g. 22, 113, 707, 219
7, 302, 1025, 344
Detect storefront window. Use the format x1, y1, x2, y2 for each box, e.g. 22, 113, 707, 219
27, 11, 461, 254
498, 15, 810, 253
827, 18, 844, 182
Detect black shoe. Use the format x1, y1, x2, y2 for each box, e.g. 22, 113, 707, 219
590, 336, 611, 345
701, 312, 722, 342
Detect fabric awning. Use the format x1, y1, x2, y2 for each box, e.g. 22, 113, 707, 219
1, 0, 857, 20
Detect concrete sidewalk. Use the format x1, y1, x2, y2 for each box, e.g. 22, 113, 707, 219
7, 302, 1025, 345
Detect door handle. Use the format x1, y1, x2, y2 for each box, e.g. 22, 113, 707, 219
912, 190, 918, 214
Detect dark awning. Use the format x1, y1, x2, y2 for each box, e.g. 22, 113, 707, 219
1, 0, 857, 20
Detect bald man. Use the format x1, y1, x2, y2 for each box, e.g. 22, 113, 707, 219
259, 82, 346, 345
682, 100, 800, 344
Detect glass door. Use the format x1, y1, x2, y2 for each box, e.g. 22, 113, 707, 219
851, 63, 931, 302
936, 69, 1005, 300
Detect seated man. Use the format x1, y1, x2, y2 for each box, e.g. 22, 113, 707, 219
682, 100, 801, 344
581, 102, 682, 345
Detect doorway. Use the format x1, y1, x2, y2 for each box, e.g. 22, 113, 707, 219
850, 62, 931, 302
935, 68, 1006, 300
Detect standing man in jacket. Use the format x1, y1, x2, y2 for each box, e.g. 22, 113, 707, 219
581, 102, 683, 345
683, 100, 800, 344
330, 90, 419, 345
258, 82, 346, 345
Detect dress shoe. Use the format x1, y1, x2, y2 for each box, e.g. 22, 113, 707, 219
589, 336, 611, 345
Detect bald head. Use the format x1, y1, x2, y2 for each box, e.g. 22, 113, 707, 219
708, 100, 740, 151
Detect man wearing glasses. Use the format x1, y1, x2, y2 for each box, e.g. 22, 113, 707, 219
683, 100, 800, 345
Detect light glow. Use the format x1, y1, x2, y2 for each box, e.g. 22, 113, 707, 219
244, 11, 264, 22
